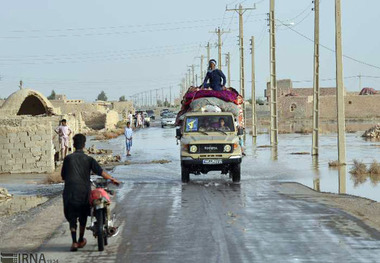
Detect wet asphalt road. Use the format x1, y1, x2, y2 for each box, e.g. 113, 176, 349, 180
39, 126, 380, 262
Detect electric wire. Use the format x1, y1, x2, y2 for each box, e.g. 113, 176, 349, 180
277, 19, 380, 71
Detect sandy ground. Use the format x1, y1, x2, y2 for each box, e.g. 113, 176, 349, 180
0, 195, 64, 251
278, 182, 380, 233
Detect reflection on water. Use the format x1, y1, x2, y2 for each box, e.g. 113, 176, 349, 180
350, 171, 380, 187
271, 145, 278, 161
338, 166, 346, 194
244, 132, 380, 202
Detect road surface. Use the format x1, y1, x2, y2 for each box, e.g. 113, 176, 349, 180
39, 127, 380, 263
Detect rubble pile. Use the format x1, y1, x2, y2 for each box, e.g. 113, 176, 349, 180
85, 145, 112, 155
94, 154, 121, 165
0, 188, 13, 201
362, 125, 380, 138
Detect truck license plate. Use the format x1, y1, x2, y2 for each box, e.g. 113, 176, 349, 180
203, 159, 223, 165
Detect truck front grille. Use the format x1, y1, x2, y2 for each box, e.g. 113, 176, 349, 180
199, 144, 225, 153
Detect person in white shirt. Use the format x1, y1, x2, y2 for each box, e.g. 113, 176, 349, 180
128, 111, 133, 127
55, 119, 73, 160
124, 122, 133, 156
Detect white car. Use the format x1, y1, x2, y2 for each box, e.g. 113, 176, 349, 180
161, 113, 176, 128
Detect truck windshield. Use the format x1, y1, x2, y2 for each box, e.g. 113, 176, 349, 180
185, 116, 234, 133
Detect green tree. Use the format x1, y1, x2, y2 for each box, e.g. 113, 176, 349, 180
47, 90, 56, 100
97, 91, 108, 101
119, 95, 126, 102
163, 99, 170, 107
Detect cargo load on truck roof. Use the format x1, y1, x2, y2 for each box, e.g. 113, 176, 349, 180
176, 86, 244, 127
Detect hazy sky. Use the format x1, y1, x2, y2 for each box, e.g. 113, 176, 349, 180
0, 0, 379, 101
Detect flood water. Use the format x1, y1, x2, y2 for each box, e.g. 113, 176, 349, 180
108, 126, 380, 202
244, 132, 380, 202
1, 125, 380, 203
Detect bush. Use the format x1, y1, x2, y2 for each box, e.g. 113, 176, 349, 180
44, 170, 63, 184
368, 160, 380, 175
349, 160, 367, 175
328, 160, 342, 167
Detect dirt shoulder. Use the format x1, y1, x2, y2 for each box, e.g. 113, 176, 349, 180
0, 195, 65, 252
278, 182, 380, 232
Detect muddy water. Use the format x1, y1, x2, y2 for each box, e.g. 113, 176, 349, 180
97, 125, 380, 201
244, 132, 380, 202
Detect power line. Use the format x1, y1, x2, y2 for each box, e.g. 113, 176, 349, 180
0, 23, 228, 39
6, 17, 235, 34
277, 19, 380, 71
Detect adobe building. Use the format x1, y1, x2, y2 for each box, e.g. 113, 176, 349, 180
0, 88, 83, 174
265, 79, 380, 132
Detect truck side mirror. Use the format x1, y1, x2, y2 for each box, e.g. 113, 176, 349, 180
237, 127, 244, 136
176, 127, 182, 139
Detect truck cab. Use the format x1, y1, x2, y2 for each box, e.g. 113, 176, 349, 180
177, 112, 243, 183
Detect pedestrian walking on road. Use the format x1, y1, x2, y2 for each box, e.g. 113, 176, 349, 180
128, 111, 133, 127
137, 112, 143, 128
201, 59, 227, 91
55, 119, 73, 160
125, 122, 133, 156
61, 134, 120, 252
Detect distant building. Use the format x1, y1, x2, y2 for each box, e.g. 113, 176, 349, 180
55, 94, 67, 100
264, 79, 380, 130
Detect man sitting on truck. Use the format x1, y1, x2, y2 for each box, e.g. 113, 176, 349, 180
201, 59, 227, 91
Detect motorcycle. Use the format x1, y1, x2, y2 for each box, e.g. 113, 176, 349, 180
86, 178, 119, 251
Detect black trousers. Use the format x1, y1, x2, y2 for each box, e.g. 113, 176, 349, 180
64, 202, 90, 230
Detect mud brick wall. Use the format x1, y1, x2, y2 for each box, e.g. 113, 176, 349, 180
111, 101, 134, 114
105, 110, 119, 130
0, 119, 54, 174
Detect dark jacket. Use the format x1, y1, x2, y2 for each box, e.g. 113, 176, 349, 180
202, 69, 227, 91
61, 150, 103, 206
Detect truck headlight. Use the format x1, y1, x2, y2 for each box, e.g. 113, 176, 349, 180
189, 145, 198, 153
223, 145, 232, 153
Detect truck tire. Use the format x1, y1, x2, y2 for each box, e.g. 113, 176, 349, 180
181, 165, 190, 183
230, 164, 241, 183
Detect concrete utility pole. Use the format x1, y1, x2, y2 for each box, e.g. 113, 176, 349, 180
155, 89, 159, 106
188, 65, 196, 86
200, 55, 204, 82
210, 28, 230, 69
169, 86, 172, 106
227, 3, 256, 128
250, 36, 257, 137
161, 88, 164, 105
269, 0, 278, 145
188, 68, 192, 86
312, 0, 320, 155
206, 42, 211, 63
225, 52, 231, 87
150, 90, 152, 107
335, 0, 346, 164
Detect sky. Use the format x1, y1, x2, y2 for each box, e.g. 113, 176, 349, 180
0, 0, 380, 102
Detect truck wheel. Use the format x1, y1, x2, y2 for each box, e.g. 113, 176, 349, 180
181, 165, 190, 183
230, 164, 241, 183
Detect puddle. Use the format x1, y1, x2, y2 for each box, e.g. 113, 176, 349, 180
244, 132, 380, 202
